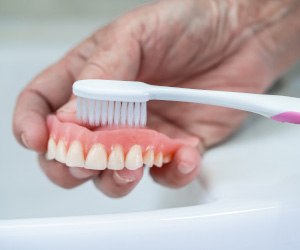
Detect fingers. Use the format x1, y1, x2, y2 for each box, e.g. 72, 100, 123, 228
93, 168, 144, 198
13, 90, 51, 152
150, 145, 201, 188
39, 154, 100, 189
13, 60, 75, 152
13, 34, 99, 152
12, 60, 74, 152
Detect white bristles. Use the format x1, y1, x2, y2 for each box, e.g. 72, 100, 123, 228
127, 102, 134, 127
88, 99, 95, 126
76, 98, 147, 127
140, 102, 147, 126
107, 101, 114, 126
134, 102, 141, 126
94, 99, 101, 126
114, 101, 121, 126
101, 101, 108, 126
120, 102, 128, 126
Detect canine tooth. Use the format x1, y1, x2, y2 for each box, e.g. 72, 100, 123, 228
163, 154, 172, 164
143, 149, 154, 168
46, 138, 56, 160
66, 141, 85, 167
154, 152, 163, 167
108, 145, 124, 170
55, 140, 67, 163
125, 145, 143, 170
85, 144, 107, 170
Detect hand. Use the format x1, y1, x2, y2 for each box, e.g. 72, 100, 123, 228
13, 0, 300, 197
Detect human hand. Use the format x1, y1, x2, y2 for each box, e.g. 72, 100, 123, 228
13, 0, 300, 197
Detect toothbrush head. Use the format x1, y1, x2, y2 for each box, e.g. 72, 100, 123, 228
73, 80, 150, 127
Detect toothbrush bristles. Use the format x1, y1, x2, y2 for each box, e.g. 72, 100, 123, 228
76, 97, 147, 127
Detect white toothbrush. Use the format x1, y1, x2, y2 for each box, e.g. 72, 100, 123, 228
73, 79, 300, 127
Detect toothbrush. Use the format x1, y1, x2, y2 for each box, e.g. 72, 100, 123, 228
73, 79, 300, 127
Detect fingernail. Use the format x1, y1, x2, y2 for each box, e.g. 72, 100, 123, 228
113, 171, 135, 185
69, 167, 95, 179
177, 163, 196, 174
21, 133, 29, 148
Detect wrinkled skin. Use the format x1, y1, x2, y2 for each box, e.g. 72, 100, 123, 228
13, 0, 300, 197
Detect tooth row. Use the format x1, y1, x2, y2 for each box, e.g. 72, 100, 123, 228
46, 138, 172, 170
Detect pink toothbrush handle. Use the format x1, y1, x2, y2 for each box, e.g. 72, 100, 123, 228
271, 112, 300, 124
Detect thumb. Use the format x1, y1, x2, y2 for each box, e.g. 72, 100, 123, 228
56, 98, 78, 124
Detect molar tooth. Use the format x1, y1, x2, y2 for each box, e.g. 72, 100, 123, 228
85, 144, 107, 170
125, 145, 143, 170
154, 152, 163, 167
46, 137, 56, 160
143, 149, 154, 168
66, 141, 85, 167
163, 154, 172, 164
108, 145, 124, 170
55, 140, 67, 163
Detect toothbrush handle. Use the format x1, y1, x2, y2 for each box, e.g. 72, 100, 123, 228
149, 86, 300, 124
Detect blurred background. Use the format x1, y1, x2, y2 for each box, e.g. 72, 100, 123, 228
0, 0, 150, 19
0, 0, 150, 46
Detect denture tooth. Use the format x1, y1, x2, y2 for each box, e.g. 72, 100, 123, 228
108, 145, 124, 170
163, 154, 172, 164
143, 148, 154, 168
55, 140, 67, 163
125, 145, 143, 170
66, 141, 85, 167
46, 137, 56, 160
85, 144, 107, 170
154, 152, 163, 167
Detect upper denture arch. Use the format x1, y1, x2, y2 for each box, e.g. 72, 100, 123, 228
46, 115, 183, 170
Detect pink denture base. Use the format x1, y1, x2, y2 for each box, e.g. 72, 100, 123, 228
271, 112, 300, 124
47, 115, 190, 156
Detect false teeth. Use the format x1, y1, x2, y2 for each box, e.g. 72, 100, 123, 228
143, 148, 154, 167
48, 136, 171, 170
163, 154, 172, 164
154, 152, 163, 167
66, 141, 85, 167
85, 144, 107, 170
125, 145, 143, 170
46, 138, 56, 160
55, 140, 67, 163
108, 145, 124, 170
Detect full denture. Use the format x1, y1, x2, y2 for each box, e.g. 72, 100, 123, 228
46, 115, 184, 170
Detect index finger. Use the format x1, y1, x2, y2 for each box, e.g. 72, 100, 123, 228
12, 35, 98, 152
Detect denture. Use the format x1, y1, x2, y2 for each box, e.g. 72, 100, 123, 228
46, 115, 186, 170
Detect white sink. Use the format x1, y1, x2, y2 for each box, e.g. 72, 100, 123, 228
1, 20, 300, 250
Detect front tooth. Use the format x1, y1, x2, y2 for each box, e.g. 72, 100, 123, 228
143, 148, 154, 168
85, 144, 107, 170
46, 137, 56, 160
55, 140, 67, 163
154, 152, 163, 167
108, 145, 124, 170
125, 145, 143, 170
163, 154, 172, 164
66, 141, 85, 167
